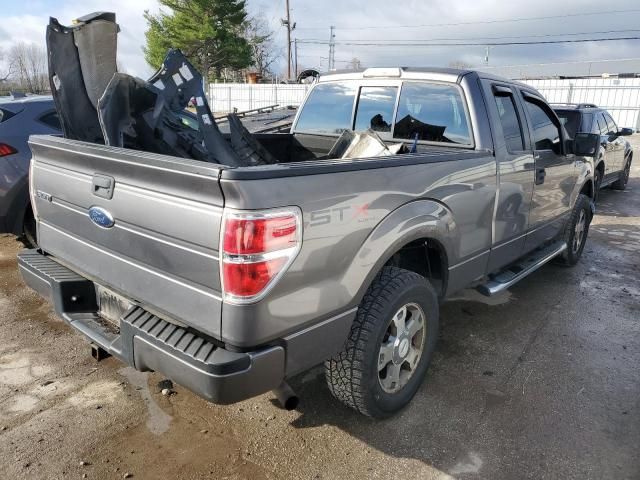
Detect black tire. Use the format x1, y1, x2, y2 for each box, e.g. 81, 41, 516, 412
611, 155, 631, 191
19, 207, 37, 248
325, 266, 439, 418
558, 193, 591, 266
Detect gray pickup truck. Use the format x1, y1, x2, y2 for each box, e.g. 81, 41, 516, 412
19, 67, 600, 418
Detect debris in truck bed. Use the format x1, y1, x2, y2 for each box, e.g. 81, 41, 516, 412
327, 129, 406, 159
146, 49, 243, 166
47, 12, 250, 167
47, 11, 411, 167
47, 12, 117, 144
227, 113, 280, 166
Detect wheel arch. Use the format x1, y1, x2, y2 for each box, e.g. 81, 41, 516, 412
347, 199, 456, 308
579, 178, 594, 200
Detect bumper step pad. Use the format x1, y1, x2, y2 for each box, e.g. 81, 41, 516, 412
18, 249, 285, 404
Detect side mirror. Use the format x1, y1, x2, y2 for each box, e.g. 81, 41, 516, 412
618, 127, 634, 136
573, 132, 600, 156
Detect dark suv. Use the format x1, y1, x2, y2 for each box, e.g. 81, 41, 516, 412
553, 103, 633, 199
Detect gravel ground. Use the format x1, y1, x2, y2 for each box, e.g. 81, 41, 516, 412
1, 137, 639, 479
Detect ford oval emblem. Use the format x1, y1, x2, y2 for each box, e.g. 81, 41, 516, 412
88, 206, 115, 229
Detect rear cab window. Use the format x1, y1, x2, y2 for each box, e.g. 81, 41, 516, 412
294, 83, 358, 135
354, 86, 397, 133
294, 80, 473, 147
393, 82, 471, 145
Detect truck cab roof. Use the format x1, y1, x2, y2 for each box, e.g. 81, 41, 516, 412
318, 67, 531, 89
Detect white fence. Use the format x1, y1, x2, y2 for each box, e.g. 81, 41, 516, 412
208, 83, 310, 114
523, 78, 640, 130
208, 78, 640, 130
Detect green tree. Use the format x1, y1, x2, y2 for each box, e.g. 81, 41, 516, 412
144, 0, 253, 85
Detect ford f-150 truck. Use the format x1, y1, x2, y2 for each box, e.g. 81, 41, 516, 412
19, 67, 600, 418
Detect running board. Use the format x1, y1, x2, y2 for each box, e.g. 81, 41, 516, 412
477, 241, 567, 296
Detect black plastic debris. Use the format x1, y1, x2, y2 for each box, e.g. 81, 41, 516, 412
227, 113, 279, 166
46, 12, 281, 167
146, 49, 243, 166
46, 12, 117, 143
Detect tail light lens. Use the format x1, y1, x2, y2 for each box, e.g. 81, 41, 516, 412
221, 208, 302, 303
0, 143, 17, 156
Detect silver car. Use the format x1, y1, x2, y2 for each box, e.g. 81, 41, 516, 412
0, 94, 61, 244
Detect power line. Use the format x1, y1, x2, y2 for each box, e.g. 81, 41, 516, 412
480, 57, 640, 70
298, 29, 640, 43
296, 8, 640, 31
296, 36, 640, 47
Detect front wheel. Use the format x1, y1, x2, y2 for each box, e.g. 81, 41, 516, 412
558, 193, 591, 266
325, 266, 439, 418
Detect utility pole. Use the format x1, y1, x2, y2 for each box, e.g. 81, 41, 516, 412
328, 26, 336, 71
294, 38, 299, 79
281, 0, 296, 80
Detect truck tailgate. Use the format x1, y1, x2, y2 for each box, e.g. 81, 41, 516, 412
28, 135, 225, 339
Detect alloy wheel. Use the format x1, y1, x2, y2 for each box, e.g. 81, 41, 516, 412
378, 303, 426, 393
572, 209, 587, 254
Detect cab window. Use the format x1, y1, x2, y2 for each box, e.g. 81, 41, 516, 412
295, 82, 357, 135
604, 113, 618, 135
493, 91, 525, 151
523, 98, 561, 153
393, 82, 471, 145
597, 114, 608, 135
354, 86, 397, 133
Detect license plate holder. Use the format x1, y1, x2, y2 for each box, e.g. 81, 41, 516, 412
97, 285, 132, 327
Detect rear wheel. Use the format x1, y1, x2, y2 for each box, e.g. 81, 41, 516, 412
612, 155, 631, 190
558, 193, 591, 266
325, 266, 439, 418
20, 207, 37, 248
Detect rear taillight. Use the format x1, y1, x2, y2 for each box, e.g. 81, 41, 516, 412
0, 143, 17, 156
221, 208, 301, 303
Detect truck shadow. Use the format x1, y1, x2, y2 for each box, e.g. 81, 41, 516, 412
282, 282, 562, 475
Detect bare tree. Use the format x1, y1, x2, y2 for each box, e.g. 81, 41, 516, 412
9, 42, 48, 93
0, 47, 14, 83
245, 15, 282, 78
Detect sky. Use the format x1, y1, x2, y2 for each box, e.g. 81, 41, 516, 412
1, 0, 640, 79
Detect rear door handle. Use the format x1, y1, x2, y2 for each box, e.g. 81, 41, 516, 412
535, 168, 546, 185
91, 174, 115, 199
